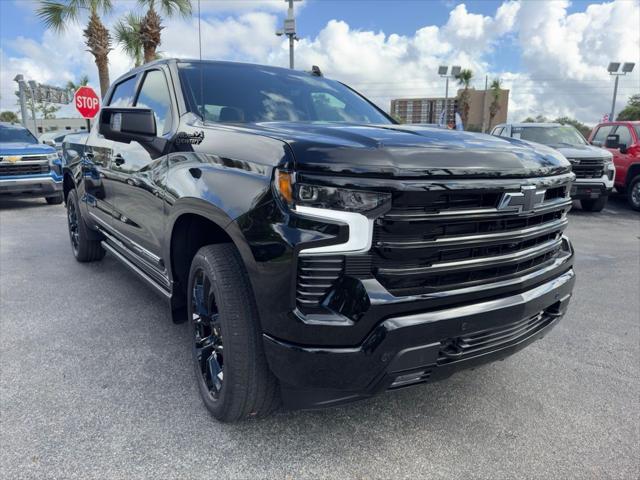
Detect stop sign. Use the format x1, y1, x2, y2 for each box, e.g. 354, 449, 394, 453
74, 86, 100, 119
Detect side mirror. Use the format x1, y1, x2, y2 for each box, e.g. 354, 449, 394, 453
99, 107, 156, 144
605, 134, 620, 149
619, 143, 628, 154
43, 139, 55, 147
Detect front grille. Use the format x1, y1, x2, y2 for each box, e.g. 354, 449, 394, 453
568, 157, 604, 179
371, 184, 571, 296
296, 256, 344, 309
437, 311, 555, 364
0, 162, 50, 177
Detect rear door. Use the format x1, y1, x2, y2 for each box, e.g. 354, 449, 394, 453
108, 67, 176, 279
82, 75, 139, 230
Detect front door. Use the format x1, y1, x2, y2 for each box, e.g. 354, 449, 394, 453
82, 74, 139, 231
109, 68, 176, 279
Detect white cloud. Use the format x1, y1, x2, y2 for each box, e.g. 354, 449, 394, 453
2, 0, 638, 125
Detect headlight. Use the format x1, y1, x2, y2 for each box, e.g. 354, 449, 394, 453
275, 170, 391, 213
46, 153, 59, 162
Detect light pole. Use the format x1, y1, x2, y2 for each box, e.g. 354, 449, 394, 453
608, 62, 635, 121
276, 0, 302, 69
438, 65, 461, 125
13, 74, 29, 129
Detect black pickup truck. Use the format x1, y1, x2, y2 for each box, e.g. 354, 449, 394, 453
62, 59, 576, 421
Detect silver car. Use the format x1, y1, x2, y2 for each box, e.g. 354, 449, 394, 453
491, 123, 614, 212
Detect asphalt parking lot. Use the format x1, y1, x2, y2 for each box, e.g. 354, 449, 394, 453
1, 194, 638, 479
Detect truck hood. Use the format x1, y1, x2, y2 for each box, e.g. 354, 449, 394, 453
551, 144, 612, 160
246, 122, 571, 178
0, 142, 56, 156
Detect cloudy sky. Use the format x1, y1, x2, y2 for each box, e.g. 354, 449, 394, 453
1, 0, 639, 124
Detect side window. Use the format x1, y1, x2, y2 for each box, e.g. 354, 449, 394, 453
135, 70, 173, 135
614, 126, 632, 147
492, 127, 503, 136
108, 76, 138, 107
592, 125, 614, 144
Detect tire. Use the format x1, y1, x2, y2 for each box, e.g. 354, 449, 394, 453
627, 175, 640, 212
66, 189, 105, 262
188, 243, 280, 422
45, 192, 63, 205
580, 196, 607, 212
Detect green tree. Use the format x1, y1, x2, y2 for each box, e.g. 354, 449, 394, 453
37, 0, 114, 98
553, 116, 591, 139
114, 13, 144, 67
66, 74, 90, 93
23, 95, 60, 120
617, 94, 640, 121
488, 78, 502, 130
0, 111, 19, 123
138, 0, 191, 64
455, 68, 474, 126
522, 115, 548, 123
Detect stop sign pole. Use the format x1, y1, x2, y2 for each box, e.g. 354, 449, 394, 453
74, 86, 101, 131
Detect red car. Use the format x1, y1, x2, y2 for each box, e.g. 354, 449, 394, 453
588, 121, 640, 210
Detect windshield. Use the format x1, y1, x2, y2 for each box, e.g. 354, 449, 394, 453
513, 125, 587, 146
0, 124, 38, 144
178, 62, 392, 125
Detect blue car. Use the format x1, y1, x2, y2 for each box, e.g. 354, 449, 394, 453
0, 122, 63, 204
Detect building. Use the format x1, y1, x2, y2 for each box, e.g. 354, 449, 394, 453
390, 88, 509, 131
22, 117, 90, 135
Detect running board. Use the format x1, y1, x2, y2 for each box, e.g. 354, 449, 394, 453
101, 241, 172, 299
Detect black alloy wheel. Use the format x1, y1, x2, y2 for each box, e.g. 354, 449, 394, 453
67, 198, 80, 256
191, 268, 225, 400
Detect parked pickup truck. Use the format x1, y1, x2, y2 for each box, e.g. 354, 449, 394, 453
0, 122, 63, 204
491, 123, 615, 211
588, 121, 640, 211
62, 59, 576, 421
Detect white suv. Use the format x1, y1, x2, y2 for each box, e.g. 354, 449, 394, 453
491, 123, 615, 212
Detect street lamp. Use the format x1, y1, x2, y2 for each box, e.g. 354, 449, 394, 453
276, 0, 302, 69
608, 61, 636, 120
438, 65, 461, 125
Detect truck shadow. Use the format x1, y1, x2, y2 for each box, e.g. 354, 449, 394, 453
0, 198, 57, 210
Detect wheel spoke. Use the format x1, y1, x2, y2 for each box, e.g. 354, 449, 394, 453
191, 267, 224, 399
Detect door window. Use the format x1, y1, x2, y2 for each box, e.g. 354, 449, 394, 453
108, 76, 138, 107
492, 127, 503, 136
592, 125, 614, 144
614, 126, 632, 147
135, 70, 173, 135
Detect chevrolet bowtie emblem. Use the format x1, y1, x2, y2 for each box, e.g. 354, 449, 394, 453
498, 185, 546, 213
4, 155, 21, 163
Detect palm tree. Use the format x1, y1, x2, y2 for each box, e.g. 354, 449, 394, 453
114, 13, 144, 67
488, 78, 502, 129
138, 0, 191, 64
455, 69, 473, 126
66, 74, 90, 93
37, 0, 113, 98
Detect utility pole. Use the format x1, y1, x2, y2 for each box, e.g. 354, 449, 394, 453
13, 75, 29, 129
438, 66, 461, 126
609, 75, 620, 121
28, 80, 39, 135
276, 0, 302, 69
481, 75, 488, 133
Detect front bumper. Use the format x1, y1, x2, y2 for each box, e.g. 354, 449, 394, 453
570, 182, 612, 200
264, 268, 575, 410
0, 174, 62, 197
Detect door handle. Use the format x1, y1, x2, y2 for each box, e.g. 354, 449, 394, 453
113, 155, 125, 166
